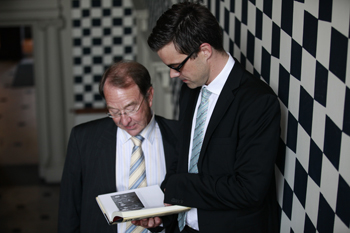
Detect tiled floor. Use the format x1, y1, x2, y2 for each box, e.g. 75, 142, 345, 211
0, 61, 60, 233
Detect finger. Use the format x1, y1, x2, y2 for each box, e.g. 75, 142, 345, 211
147, 218, 155, 227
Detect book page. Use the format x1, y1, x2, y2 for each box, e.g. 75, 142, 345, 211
97, 185, 164, 220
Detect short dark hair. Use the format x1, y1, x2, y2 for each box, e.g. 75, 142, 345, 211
147, 1, 224, 56
99, 60, 152, 99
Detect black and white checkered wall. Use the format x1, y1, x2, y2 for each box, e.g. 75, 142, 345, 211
203, 0, 349, 232
71, 0, 136, 109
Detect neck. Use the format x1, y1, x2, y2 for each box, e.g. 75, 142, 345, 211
207, 51, 229, 85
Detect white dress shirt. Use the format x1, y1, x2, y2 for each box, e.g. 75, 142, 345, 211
186, 54, 235, 230
116, 113, 166, 233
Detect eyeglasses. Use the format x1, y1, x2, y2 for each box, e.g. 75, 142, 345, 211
107, 96, 145, 119
167, 50, 195, 72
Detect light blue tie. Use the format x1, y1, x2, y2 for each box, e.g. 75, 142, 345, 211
178, 87, 212, 232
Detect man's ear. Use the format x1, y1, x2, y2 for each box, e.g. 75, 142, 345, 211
199, 43, 213, 60
147, 86, 154, 107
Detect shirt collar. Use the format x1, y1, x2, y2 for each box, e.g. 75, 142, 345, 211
204, 53, 235, 96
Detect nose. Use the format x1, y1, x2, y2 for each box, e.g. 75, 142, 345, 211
169, 69, 180, 79
119, 114, 131, 126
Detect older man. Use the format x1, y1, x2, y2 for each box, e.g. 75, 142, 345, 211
58, 60, 178, 233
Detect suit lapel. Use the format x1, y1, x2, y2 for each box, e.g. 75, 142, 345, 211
180, 87, 201, 173
199, 60, 244, 163
96, 120, 117, 192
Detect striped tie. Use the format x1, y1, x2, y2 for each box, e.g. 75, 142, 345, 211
178, 87, 212, 232
126, 135, 148, 233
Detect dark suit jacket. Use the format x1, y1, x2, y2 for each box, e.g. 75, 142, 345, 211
58, 116, 178, 233
163, 60, 281, 233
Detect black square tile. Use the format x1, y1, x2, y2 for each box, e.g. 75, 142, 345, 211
91, 0, 101, 7
93, 56, 102, 64
92, 38, 102, 45
329, 28, 348, 83
72, 1, 79, 8
278, 64, 290, 108
74, 57, 81, 65
261, 47, 271, 84
247, 31, 255, 65
113, 37, 122, 45
281, 0, 293, 37
124, 46, 132, 54
303, 11, 318, 57
336, 175, 350, 226
287, 112, 298, 153
242, 0, 248, 25
75, 76, 82, 83
263, 0, 272, 19
92, 18, 101, 27
276, 139, 286, 175
319, 0, 332, 22
112, 0, 122, 7
72, 19, 81, 27
343, 87, 350, 136
308, 139, 323, 186
323, 116, 342, 170
235, 17, 241, 48
272, 22, 280, 58
255, 8, 262, 40
83, 47, 91, 55
73, 38, 81, 46
124, 8, 132, 16
124, 27, 132, 35
94, 94, 103, 101
298, 86, 314, 136
75, 94, 83, 101
215, 0, 220, 22
84, 85, 92, 92
336, 175, 350, 227
317, 194, 335, 233
82, 9, 90, 17
113, 18, 122, 26
282, 179, 294, 219
294, 159, 308, 207
83, 28, 90, 36
314, 61, 328, 107
290, 39, 302, 81
103, 9, 111, 16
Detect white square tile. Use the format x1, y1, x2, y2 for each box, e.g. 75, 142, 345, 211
305, 177, 320, 227
311, 101, 326, 150
292, 1, 305, 46
296, 125, 311, 172
332, 0, 350, 38
320, 154, 339, 211
333, 214, 350, 233
285, 147, 296, 189
275, 166, 285, 207
339, 133, 350, 186
316, 21, 331, 70
301, 49, 316, 97
291, 194, 306, 233
262, 14, 272, 53
280, 30, 292, 72
272, 0, 281, 27
288, 74, 301, 120
326, 72, 346, 129
247, 1, 256, 35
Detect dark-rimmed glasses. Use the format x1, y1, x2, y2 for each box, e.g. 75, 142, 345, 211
107, 96, 145, 119
167, 50, 195, 72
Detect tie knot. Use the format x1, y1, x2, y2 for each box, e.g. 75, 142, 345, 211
201, 87, 212, 101
131, 135, 144, 147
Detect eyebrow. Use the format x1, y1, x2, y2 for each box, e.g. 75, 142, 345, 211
107, 101, 137, 111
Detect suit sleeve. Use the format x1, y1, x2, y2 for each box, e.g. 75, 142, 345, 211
164, 93, 281, 211
58, 128, 82, 233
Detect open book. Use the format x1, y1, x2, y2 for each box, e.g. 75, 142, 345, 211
96, 185, 190, 225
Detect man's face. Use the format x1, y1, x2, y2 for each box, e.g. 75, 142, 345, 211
104, 82, 153, 136
157, 42, 209, 89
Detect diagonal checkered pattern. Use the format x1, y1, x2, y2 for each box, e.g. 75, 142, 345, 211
71, 0, 136, 109
196, 0, 350, 232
